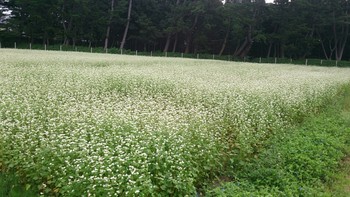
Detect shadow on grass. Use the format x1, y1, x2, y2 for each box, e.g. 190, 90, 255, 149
0, 172, 38, 197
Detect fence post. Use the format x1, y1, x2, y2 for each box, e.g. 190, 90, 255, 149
14, 42, 17, 49
151, 51, 153, 56
259, 57, 262, 63
290, 58, 292, 63
321, 60, 323, 65
305, 59, 308, 66
29, 43, 32, 50
197, 54, 199, 59
136, 50, 138, 56
181, 53, 183, 58
274, 57, 277, 64
244, 56, 246, 62
213, 54, 215, 60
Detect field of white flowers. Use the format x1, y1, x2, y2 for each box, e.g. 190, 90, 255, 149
1, 49, 350, 196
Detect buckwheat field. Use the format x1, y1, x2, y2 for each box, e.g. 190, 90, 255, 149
1, 49, 350, 196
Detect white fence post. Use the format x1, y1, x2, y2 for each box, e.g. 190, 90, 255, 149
14, 42, 17, 49
60, 45, 62, 51
305, 59, 308, 66
136, 50, 138, 56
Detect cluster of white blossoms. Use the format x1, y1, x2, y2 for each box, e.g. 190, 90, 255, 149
1, 49, 350, 196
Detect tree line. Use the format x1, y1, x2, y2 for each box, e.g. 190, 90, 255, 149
0, 0, 349, 61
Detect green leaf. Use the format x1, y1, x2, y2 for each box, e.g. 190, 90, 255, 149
25, 184, 31, 191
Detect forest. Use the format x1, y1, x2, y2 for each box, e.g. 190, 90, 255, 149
0, 0, 350, 61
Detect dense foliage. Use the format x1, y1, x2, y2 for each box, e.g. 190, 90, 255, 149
1, 0, 350, 60
1, 49, 350, 195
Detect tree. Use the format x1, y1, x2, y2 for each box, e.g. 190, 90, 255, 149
120, 0, 132, 50
226, 0, 266, 58
3, 0, 350, 60
316, 0, 349, 61
163, 0, 181, 52
104, 0, 115, 50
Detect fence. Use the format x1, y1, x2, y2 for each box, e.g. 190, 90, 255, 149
1, 42, 349, 67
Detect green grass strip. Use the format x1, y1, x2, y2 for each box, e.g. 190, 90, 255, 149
208, 85, 350, 196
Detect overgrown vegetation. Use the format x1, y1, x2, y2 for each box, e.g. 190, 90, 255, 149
1, 49, 350, 196
208, 85, 350, 196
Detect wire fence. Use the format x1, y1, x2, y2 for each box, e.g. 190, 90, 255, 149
1, 42, 350, 67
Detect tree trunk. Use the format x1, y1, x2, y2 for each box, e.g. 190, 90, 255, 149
184, 35, 191, 54
62, 16, 73, 46
72, 37, 76, 48
104, 0, 115, 50
267, 41, 273, 58
337, 24, 348, 60
172, 33, 178, 52
163, 33, 171, 52
184, 14, 199, 54
316, 29, 331, 60
234, 25, 253, 58
219, 24, 230, 56
320, 39, 329, 60
331, 8, 349, 61
335, 23, 349, 61
337, 2, 350, 61
280, 43, 285, 58
62, 22, 68, 45
267, 24, 277, 58
170, 0, 181, 53
120, 0, 133, 50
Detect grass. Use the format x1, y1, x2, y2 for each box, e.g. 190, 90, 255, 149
1, 49, 350, 196
324, 86, 350, 196
208, 84, 350, 196
326, 156, 350, 197
0, 172, 37, 197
